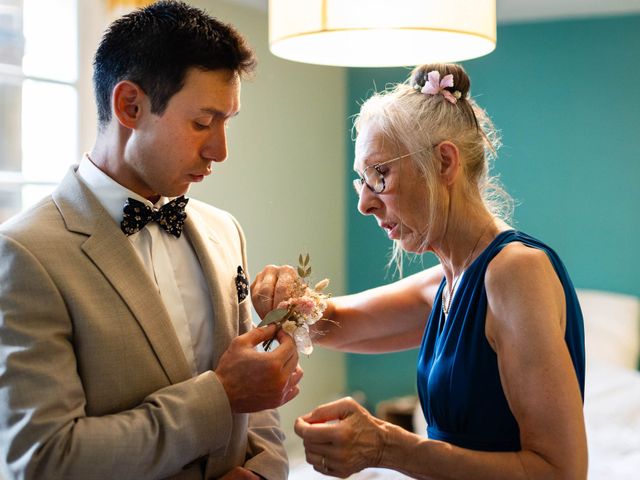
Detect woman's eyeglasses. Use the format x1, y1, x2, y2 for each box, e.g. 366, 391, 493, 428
352, 146, 436, 196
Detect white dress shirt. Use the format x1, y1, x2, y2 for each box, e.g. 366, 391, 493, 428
77, 155, 214, 376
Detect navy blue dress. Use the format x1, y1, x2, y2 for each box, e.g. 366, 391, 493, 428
416, 230, 585, 451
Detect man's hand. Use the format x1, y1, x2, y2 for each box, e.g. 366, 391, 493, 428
215, 324, 303, 413
219, 466, 262, 480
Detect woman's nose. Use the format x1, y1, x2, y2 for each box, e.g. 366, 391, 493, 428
357, 185, 379, 215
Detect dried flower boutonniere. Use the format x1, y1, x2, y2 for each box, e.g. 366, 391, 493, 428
258, 253, 331, 355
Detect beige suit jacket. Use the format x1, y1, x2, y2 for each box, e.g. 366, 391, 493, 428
0, 168, 287, 480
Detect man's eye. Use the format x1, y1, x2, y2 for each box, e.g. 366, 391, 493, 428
194, 122, 210, 130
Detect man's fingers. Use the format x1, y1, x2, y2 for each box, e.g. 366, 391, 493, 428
275, 327, 291, 343
271, 330, 298, 365
239, 324, 277, 346
218, 466, 261, 480
282, 384, 300, 404
287, 365, 304, 388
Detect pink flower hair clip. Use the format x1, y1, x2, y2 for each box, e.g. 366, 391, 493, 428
417, 70, 462, 104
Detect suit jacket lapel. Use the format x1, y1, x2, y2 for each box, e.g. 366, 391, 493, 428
52, 168, 192, 384
184, 209, 237, 366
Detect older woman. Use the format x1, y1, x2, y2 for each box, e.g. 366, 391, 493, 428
252, 63, 587, 479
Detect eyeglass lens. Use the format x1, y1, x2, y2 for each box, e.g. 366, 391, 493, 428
353, 167, 385, 195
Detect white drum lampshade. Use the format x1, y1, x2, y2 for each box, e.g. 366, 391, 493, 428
106, 0, 154, 18
269, 0, 496, 67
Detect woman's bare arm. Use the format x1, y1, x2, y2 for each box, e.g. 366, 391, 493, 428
251, 264, 444, 353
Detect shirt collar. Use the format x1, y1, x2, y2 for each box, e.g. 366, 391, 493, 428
77, 154, 170, 225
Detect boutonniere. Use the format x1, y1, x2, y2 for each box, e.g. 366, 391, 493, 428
235, 266, 249, 302
258, 254, 332, 355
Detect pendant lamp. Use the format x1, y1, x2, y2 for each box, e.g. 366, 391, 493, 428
269, 0, 496, 67
106, 0, 153, 18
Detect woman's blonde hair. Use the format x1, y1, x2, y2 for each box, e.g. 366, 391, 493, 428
353, 63, 513, 276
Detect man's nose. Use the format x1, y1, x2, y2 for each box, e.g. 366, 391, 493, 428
202, 123, 228, 163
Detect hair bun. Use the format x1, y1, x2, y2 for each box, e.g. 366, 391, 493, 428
410, 63, 471, 99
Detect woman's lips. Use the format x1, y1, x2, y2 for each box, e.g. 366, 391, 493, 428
381, 222, 399, 239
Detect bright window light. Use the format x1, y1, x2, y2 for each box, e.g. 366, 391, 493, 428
21, 79, 77, 183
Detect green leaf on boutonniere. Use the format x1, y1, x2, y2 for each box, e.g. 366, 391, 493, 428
303, 253, 310, 266
257, 308, 289, 327
297, 266, 306, 277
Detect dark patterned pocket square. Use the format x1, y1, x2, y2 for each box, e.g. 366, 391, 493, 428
235, 266, 249, 302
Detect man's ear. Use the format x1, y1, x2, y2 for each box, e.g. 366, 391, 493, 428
112, 80, 145, 129
435, 141, 461, 185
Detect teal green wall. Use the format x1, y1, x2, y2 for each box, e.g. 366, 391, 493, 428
346, 15, 640, 409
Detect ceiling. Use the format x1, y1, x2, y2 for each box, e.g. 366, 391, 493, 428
227, 0, 640, 23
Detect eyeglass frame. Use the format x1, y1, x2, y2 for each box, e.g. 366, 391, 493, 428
352, 145, 437, 195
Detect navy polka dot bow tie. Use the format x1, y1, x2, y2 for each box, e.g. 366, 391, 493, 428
121, 196, 189, 238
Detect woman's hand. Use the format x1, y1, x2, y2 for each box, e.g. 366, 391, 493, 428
294, 397, 387, 478
250, 264, 298, 319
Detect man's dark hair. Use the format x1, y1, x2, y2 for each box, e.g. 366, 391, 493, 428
93, 0, 256, 128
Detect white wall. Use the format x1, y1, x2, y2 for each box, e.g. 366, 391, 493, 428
77, 0, 348, 458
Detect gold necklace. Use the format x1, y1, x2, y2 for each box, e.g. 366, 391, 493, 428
441, 220, 493, 316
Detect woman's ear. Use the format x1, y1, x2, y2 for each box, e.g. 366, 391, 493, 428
112, 80, 145, 129
435, 141, 461, 185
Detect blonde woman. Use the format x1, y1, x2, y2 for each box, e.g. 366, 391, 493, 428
253, 63, 587, 479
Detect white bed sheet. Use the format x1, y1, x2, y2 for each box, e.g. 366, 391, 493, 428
585, 362, 640, 480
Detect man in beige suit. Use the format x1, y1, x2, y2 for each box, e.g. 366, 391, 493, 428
0, 2, 302, 479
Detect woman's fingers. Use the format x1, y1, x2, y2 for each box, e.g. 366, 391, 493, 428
250, 264, 298, 318
296, 397, 386, 476
302, 396, 361, 423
